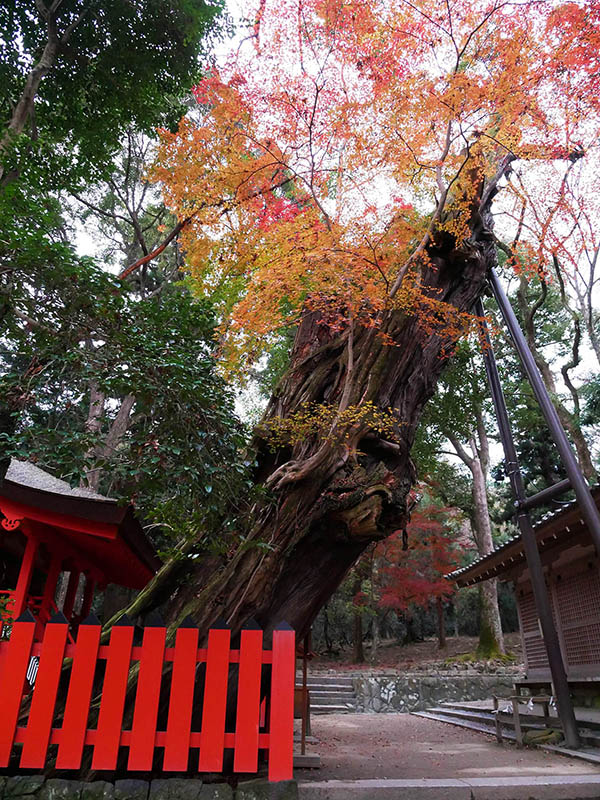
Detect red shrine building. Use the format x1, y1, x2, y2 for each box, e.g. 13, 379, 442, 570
0, 460, 161, 639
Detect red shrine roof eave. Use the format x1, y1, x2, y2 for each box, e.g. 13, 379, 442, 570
446, 485, 600, 588
0, 460, 161, 589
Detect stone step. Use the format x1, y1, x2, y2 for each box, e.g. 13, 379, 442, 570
428, 706, 546, 731
310, 697, 357, 708
299, 776, 600, 800
412, 709, 600, 764
307, 684, 355, 693
438, 703, 600, 747
413, 710, 518, 740
311, 703, 356, 714
299, 673, 358, 714
300, 675, 354, 687
427, 707, 546, 731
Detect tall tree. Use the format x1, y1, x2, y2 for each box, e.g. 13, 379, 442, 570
0, 0, 227, 482
415, 342, 506, 656
120, 0, 599, 640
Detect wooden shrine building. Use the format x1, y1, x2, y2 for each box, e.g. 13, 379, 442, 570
449, 486, 600, 688
0, 459, 160, 638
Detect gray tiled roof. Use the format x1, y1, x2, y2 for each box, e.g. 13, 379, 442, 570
447, 488, 599, 582
5, 459, 114, 502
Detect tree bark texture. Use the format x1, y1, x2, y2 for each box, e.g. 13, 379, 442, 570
470, 453, 505, 655
449, 421, 505, 655
352, 609, 365, 664
436, 597, 446, 650
478, 577, 504, 658
134, 209, 497, 644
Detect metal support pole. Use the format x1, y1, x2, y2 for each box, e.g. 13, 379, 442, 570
490, 268, 600, 554
476, 298, 580, 749
518, 478, 571, 513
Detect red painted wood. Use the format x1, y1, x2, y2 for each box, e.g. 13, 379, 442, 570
13, 728, 272, 750
198, 627, 231, 773
12, 534, 38, 618
233, 629, 263, 772
91, 623, 135, 770
0, 615, 36, 767
55, 621, 102, 769
163, 626, 199, 771
20, 618, 69, 767
268, 628, 295, 781
259, 698, 267, 728
38, 551, 63, 629
0, 497, 117, 539
127, 625, 167, 771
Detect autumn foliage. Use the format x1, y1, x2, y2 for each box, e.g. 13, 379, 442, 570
376, 501, 461, 613
124, 0, 600, 641
150, 0, 598, 377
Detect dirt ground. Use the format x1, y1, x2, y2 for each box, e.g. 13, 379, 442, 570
311, 633, 523, 672
298, 713, 600, 780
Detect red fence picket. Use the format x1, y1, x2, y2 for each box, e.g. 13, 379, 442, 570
0, 610, 295, 782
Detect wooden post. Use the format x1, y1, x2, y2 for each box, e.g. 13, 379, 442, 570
511, 698, 523, 747
12, 533, 38, 618
269, 623, 295, 781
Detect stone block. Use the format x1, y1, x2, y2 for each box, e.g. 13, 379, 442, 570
197, 785, 233, 800
39, 780, 83, 800
0, 777, 6, 799
81, 784, 114, 800
5, 777, 46, 798
114, 780, 149, 800
150, 780, 204, 800
298, 779, 469, 800
81, 783, 114, 800
235, 779, 297, 800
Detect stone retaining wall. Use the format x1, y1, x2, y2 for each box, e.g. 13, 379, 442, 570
352, 673, 517, 712
0, 777, 297, 800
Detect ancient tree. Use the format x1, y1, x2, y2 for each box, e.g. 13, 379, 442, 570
124, 0, 598, 640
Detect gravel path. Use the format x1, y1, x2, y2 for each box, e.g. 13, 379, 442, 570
299, 713, 600, 780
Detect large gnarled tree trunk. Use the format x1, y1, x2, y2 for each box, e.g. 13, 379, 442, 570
120, 210, 496, 643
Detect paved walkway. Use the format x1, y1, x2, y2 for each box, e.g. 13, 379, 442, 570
299, 712, 600, 780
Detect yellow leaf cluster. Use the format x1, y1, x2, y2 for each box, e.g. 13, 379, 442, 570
258, 401, 400, 450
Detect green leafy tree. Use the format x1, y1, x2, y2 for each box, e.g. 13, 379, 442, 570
0, 0, 227, 481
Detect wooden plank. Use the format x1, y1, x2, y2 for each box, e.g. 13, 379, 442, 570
0, 611, 36, 767
127, 619, 166, 771
56, 615, 102, 769
198, 626, 231, 772
163, 623, 199, 771
268, 624, 295, 782
233, 626, 263, 772
20, 614, 69, 768
91, 619, 134, 770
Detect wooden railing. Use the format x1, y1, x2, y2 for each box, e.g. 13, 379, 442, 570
0, 610, 295, 781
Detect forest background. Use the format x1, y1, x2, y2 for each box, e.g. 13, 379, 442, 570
1, 0, 599, 664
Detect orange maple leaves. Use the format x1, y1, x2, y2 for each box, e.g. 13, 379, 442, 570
151, 0, 600, 372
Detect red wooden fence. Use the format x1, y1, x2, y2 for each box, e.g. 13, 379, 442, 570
0, 610, 295, 781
